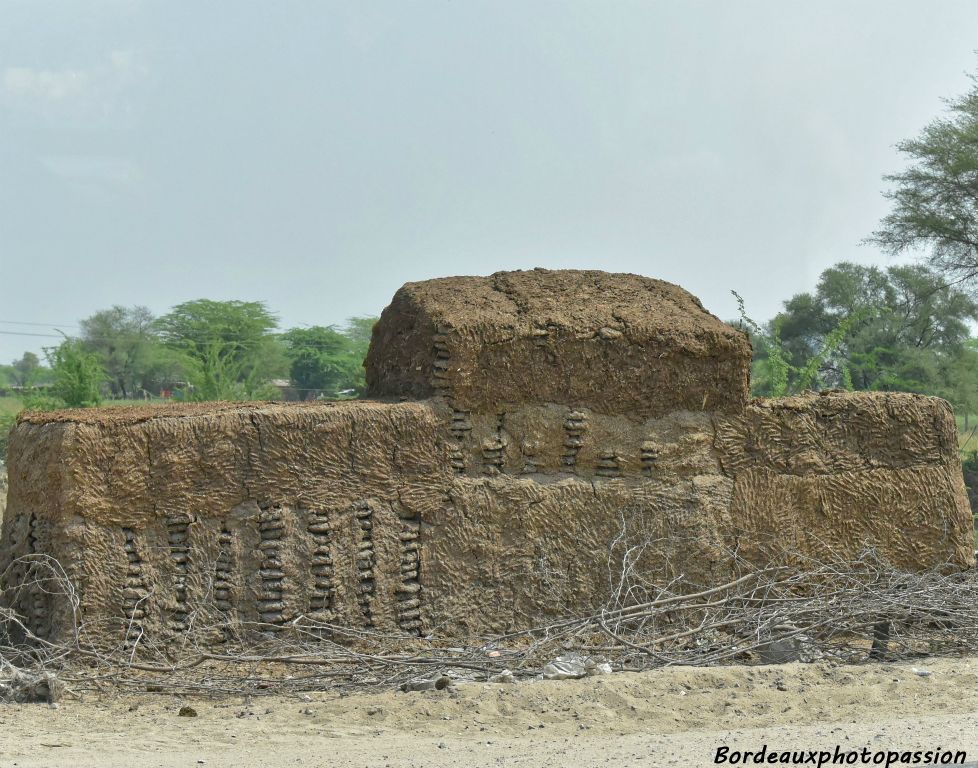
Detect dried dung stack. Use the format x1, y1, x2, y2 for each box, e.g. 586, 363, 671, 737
1, 402, 447, 642
365, 269, 752, 418
1, 269, 973, 642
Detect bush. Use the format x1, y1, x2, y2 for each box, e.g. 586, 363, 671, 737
47, 339, 106, 408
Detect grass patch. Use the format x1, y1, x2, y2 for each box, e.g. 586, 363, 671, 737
0, 397, 23, 419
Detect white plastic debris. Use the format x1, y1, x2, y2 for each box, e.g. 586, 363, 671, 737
911, 667, 932, 677
543, 654, 587, 680
488, 669, 516, 683
586, 661, 613, 676
542, 653, 612, 680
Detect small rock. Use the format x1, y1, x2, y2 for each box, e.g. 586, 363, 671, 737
178, 706, 198, 718
400, 674, 451, 693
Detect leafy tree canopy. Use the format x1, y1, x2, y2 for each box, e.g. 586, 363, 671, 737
281, 317, 375, 397
11, 352, 40, 386
156, 300, 287, 400
80, 305, 183, 398
870, 71, 978, 287
746, 261, 978, 414
46, 339, 106, 408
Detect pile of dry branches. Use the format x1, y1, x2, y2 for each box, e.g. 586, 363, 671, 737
2, 549, 978, 700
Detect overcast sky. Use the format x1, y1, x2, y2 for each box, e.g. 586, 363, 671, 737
2, 0, 978, 362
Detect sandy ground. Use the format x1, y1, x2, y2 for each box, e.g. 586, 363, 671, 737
1, 658, 977, 767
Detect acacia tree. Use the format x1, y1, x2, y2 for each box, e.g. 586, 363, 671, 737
156, 300, 287, 400
870, 71, 978, 285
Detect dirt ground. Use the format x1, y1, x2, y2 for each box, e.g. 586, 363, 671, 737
1, 658, 977, 767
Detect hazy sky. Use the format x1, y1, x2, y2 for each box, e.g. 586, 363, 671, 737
2, 0, 978, 362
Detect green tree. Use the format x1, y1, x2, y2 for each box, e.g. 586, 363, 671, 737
80, 306, 182, 398
156, 300, 287, 400
870, 71, 978, 286
283, 326, 357, 396
46, 339, 106, 407
764, 261, 978, 398
281, 319, 375, 397
342, 316, 376, 348
11, 351, 40, 386
733, 291, 854, 397
944, 339, 978, 428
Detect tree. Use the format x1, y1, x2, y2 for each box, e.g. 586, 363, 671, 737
156, 300, 287, 400
758, 261, 978, 400
46, 339, 106, 407
733, 291, 854, 397
870, 71, 978, 286
282, 325, 363, 397
941, 340, 978, 427
11, 352, 40, 386
79, 306, 180, 398
342, 316, 376, 348
334, 316, 375, 394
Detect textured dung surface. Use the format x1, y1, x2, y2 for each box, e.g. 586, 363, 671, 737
419, 392, 973, 633
712, 391, 975, 573
365, 269, 751, 417
1, 402, 448, 641
423, 475, 736, 635
14, 400, 316, 425
431, 399, 719, 480
714, 391, 961, 476
4, 390, 972, 642
3, 270, 974, 644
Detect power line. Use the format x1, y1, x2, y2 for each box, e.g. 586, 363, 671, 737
0, 328, 374, 349
0, 330, 66, 339
0, 320, 79, 328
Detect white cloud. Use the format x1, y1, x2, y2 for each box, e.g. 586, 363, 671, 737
1, 50, 144, 115
3, 66, 90, 101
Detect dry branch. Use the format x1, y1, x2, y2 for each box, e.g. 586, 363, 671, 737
2, 548, 978, 699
